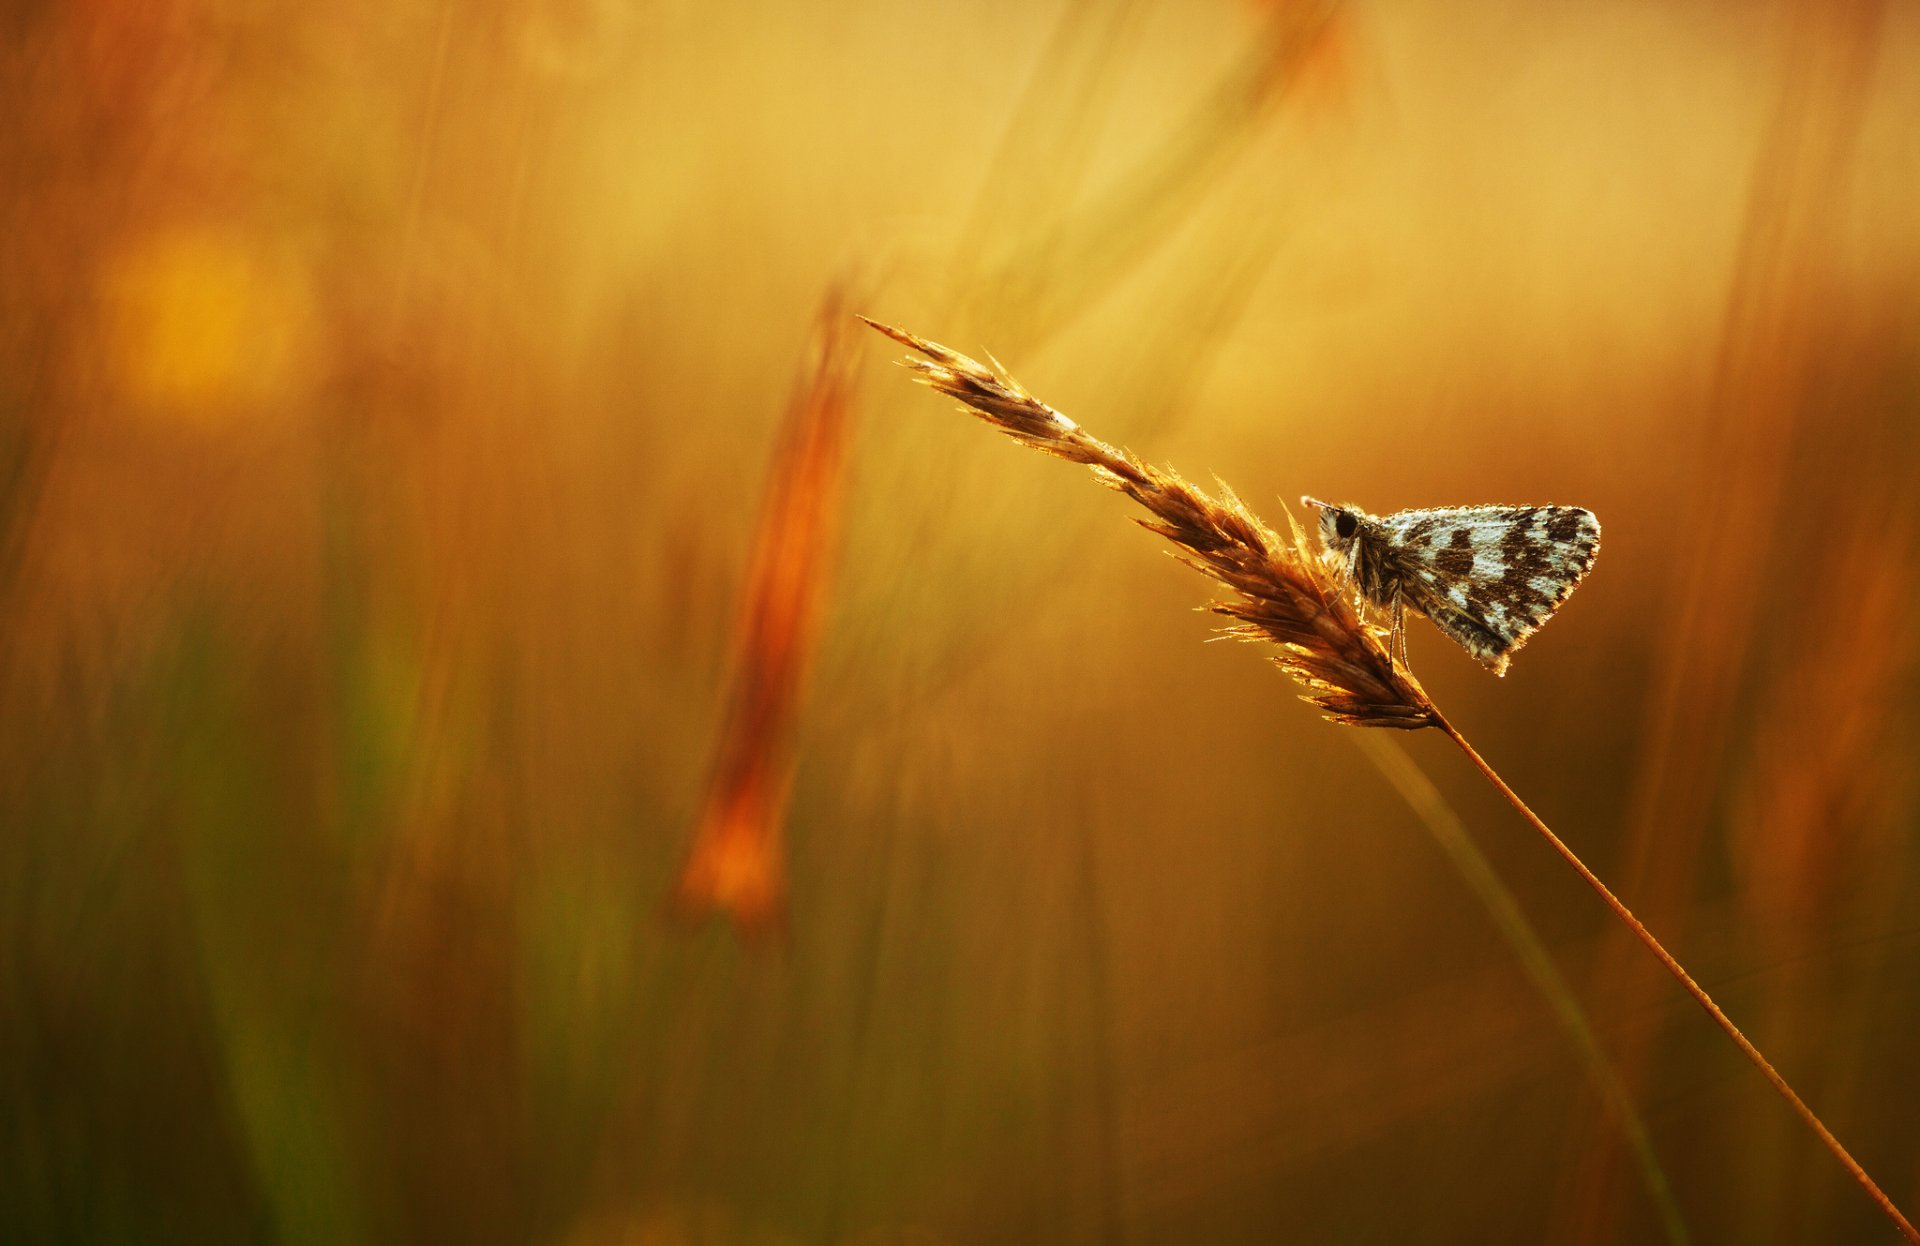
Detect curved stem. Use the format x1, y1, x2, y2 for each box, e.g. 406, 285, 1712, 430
1434, 713, 1920, 1245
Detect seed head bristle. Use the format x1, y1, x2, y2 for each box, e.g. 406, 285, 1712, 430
861, 316, 1437, 730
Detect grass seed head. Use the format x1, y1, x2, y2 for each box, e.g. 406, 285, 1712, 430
863, 316, 1437, 729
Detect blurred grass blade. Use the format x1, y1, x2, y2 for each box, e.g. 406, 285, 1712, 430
1352, 731, 1691, 1246
1559, 1, 1891, 1231
978, 0, 1349, 338
671, 292, 863, 937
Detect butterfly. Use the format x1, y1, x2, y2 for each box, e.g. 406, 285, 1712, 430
1300, 498, 1601, 676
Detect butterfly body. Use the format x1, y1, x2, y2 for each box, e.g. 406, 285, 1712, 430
1302, 498, 1601, 676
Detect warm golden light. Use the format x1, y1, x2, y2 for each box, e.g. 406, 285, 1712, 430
2, 0, 1916, 1242
101, 224, 316, 422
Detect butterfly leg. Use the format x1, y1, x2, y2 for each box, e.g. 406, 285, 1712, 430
1390, 596, 1408, 675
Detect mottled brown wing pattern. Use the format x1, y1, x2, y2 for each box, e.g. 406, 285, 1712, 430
1380, 505, 1601, 675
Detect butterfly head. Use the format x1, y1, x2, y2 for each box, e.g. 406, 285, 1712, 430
1301, 496, 1365, 567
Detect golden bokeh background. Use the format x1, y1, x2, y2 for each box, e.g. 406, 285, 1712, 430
4, 0, 1919, 1242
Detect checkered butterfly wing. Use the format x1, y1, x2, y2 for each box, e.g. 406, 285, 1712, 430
1380, 505, 1601, 675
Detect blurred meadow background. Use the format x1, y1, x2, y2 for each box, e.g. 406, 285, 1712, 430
4, 0, 1920, 1242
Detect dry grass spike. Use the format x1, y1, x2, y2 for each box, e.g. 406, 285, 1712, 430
858, 315, 1437, 729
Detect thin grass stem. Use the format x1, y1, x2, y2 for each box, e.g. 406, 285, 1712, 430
1434, 715, 1920, 1246
1352, 732, 1692, 1246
